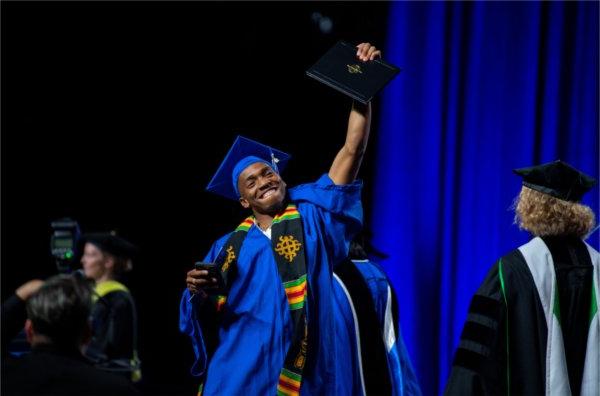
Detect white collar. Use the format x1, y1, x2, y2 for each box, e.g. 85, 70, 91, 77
258, 226, 272, 239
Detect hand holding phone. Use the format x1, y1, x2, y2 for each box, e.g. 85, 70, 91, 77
188, 262, 226, 295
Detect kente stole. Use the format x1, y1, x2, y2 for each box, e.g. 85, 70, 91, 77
208, 203, 308, 396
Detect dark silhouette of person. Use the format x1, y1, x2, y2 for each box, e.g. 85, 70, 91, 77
2, 274, 137, 395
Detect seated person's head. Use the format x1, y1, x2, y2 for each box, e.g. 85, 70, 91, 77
25, 275, 93, 351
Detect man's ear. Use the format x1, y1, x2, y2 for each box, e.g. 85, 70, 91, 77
239, 197, 250, 209
25, 319, 34, 344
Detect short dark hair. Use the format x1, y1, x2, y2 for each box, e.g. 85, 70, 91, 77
349, 230, 388, 261
26, 274, 93, 347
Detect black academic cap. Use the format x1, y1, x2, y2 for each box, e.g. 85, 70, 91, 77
82, 233, 138, 259
513, 160, 597, 202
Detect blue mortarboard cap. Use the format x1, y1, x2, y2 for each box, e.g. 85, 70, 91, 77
206, 136, 291, 201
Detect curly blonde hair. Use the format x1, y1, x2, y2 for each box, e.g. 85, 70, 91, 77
514, 186, 596, 238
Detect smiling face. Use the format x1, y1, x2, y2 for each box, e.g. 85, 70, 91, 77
237, 162, 286, 215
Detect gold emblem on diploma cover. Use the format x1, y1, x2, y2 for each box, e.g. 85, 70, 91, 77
347, 64, 363, 74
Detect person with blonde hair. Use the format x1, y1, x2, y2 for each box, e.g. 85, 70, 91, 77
80, 233, 141, 382
446, 160, 599, 396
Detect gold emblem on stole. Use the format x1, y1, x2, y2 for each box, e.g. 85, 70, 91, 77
221, 245, 235, 272
275, 235, 302, 262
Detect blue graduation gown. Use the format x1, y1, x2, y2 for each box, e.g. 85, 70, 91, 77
332, 259, 422, 396
180, 174, 362, 395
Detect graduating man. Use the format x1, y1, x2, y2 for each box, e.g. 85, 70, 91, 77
180, 43, 382, 396
445, 160, 599, 396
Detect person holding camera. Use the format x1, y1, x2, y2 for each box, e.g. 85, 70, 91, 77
1, 275, 136, 395
80, 233, 141, 382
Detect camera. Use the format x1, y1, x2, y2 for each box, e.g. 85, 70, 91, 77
50, 218, 81, 273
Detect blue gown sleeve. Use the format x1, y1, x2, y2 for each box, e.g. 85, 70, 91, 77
289, 174, 363, 266
179, 234, 230, 377
396, 331, 422, 396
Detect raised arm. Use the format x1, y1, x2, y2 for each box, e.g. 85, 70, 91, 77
328, 42, 381, 185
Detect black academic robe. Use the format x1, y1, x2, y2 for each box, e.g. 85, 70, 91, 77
445, 236, 597, 396
86, 290, 135, 363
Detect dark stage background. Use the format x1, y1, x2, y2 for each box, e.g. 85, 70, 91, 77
2, 2, 389, 395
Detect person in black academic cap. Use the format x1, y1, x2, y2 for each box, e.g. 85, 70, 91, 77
80, 233, 141, 382
445, 160, 599, 396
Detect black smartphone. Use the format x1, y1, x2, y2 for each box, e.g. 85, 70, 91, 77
194, 262, 226, 294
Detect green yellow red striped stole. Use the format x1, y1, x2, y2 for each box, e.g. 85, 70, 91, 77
278, 368, 302, 396
283, 274, 307, 310
270, 205, 308, 396
206, 203, 308, 396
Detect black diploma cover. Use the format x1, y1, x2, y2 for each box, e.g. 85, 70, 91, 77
306, 41, 400, 103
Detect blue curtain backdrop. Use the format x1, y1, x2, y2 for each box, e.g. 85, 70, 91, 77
371, 2, 599, 395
